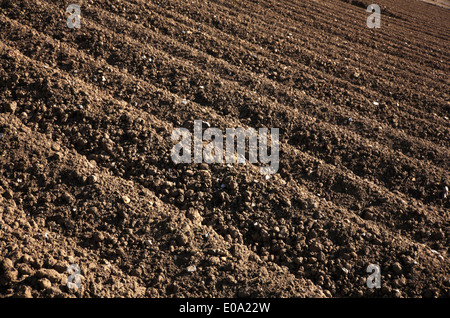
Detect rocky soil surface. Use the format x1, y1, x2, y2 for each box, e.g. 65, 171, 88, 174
0, 0, 449, 298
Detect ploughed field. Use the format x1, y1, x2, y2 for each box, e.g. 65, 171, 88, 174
0, 0, 449, 298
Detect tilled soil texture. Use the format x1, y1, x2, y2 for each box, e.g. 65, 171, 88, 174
0, 0, 449, 298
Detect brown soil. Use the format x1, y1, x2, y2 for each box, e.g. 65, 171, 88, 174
0, 0, 449, 298
419, 0, 450, 10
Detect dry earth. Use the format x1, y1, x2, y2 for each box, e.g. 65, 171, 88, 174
0, 0, 449, 298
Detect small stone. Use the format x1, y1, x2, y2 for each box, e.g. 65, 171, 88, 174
199, 170, 211, 178
118, 209, 128, 219
92, 231, 104, 242
4, 101, 17, 113
208, 256, 221, 266
122, 195, 131, 204
38, 278, 52, 290
313, 211, 323, 219
186, 265, 197, 273
145, 239, 152, 246
1, 258, 14, 270
3, 189, 13, 200
391, 289, 401, 298
243, 190, 252, 202
21, 254, 34, 264
88, 175, 98, 184
51, 143, 60, 151
310, 240, 323, 252
36, 268, 62, 283
362, 209, 375, 221
186, 209, 203, 225
53, 152, 62, 161
87, 206, 98, 214
167, 283, 179, 294
176, 233, 189, 246
3, 269, 18, 282
16, 285, 32, 298
392, 262, 403, 274
61, 191, 74, 203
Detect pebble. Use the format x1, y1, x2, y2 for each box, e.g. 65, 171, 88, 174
393, 289, 401, 298
199, 170, 211, 178
92, 231, 104, 242
392, 262, 403, 274
36, 268, 62, 283
186, 265, 197, 273
4, 101, 17, 113
87, 206, 98, 214
176, 233, 189, 246
1, 258, 14, 270
362, 208, 375, 221
38, 278, 52, 290
88, 174, 98, 184
61, 191, 75, 203
186, 209, 203, 225
17, 285, 33, 298
122, 195, 131, 204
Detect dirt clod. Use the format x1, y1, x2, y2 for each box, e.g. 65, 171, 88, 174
0, 0, 449, 299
